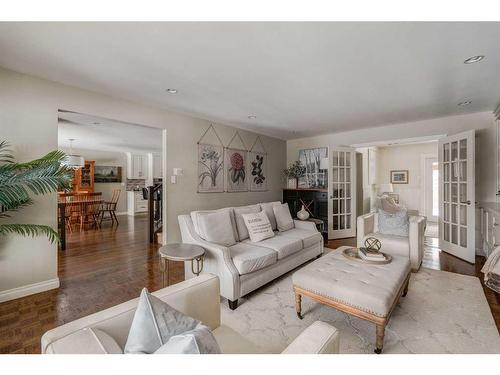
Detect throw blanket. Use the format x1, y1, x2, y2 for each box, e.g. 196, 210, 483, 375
482, 247, 500, 293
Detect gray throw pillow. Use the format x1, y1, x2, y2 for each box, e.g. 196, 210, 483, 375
154, 323, 221, 354
378, 209, 409, 236
273, 203, 295, 232
125, 288, 219, 354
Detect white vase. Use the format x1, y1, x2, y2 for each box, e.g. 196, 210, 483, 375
297, 205, 310, 220
287, 178, 297, 189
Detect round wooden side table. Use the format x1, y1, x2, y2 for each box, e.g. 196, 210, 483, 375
158, 243, 205, 287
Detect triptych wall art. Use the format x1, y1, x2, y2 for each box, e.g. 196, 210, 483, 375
197, 124, 268, 193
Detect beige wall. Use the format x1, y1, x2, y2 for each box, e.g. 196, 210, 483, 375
0, 67, 286, 301
59, 147, 128, 213
287, 111, 497, 203
376, 142, 438, 212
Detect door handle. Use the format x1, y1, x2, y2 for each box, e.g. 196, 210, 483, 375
460, 200, 471, 205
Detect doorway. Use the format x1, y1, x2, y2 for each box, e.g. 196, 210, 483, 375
422, 154, 439, 223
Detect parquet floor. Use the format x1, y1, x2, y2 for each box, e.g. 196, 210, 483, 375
0, 216, 498, 353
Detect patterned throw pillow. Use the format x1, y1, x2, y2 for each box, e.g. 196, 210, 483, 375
378, 208, 409, 237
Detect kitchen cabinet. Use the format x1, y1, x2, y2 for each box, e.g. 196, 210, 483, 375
127, 191, 148, 215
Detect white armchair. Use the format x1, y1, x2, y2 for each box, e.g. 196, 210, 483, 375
357, 213, 426, 271
42, 274, 339, 354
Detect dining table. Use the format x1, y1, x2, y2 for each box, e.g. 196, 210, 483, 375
57, 192, 103, 251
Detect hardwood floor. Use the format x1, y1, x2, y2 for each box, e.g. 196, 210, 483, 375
0, 217, 498, 353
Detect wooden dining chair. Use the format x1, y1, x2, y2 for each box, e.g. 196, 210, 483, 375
99, 189, 121, 226
78, 198, 102, 231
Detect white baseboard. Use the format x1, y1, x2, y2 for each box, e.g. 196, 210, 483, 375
0, 278, 60, 303
115, 211, 128, 216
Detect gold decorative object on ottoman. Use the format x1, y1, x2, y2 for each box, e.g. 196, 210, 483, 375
292, 246, 411, 354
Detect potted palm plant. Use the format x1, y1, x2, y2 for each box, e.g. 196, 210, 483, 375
0, 141, 72, 244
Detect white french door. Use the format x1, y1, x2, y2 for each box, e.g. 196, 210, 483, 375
328, 147, 357, 239
438, 130, 475, 263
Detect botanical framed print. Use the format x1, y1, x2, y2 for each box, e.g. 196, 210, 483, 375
298, 147, 328, 189
225, 148, 248, 192
249, 151, 267, 191
198, 143, 224, 193
94, 166, 122, 183
390, 170, 409, 184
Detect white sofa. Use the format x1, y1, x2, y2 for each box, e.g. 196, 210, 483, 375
357, 212, 426, 271
41, 274, 339, 354
178, 201, 324, 309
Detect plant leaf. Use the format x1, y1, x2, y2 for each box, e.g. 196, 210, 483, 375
0, 223, 60, 244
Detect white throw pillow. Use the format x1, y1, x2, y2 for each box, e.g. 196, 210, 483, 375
241, 211, 275, 242
197, 210, 237, 246
47, 327, 123, 354
273, 203, 295, 232
259, 201, 281, 230
190, 208, 239, 241
125, 288, 201, 354
154, 324, 221, 354
234, 204, 261, 241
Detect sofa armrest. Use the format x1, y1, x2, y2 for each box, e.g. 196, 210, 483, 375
293, 219, 318, 232
357, 213, 376, 247
178, 215, 241, 301
281, 321, 339, 354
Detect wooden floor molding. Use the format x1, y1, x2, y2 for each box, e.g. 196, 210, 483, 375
0, 216, 498, 353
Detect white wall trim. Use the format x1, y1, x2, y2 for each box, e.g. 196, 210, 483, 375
115, 211, 128, 216
0, 278, 60, 303
420, 153, 438, 221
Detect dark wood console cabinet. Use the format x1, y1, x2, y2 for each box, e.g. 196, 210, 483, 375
282, 188, 328, 236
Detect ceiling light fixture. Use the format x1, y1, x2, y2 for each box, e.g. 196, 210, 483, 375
458, 101, 472, 107
62, 139, 85, 169
166, 88, 178, 94
248, 115, 257, 120
464, 55, 485, 64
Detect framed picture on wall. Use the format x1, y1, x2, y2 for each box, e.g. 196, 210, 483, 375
198, 143, 224, 193
94, 166, 122, 183
390, 170, 409, 184
298, 147, 328, 189
248, 151, 267, 191
225, 148, 248, 192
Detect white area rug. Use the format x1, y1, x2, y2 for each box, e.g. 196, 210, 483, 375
221, 263, 500, 353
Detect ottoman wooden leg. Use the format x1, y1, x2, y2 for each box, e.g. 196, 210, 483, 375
295, 291, 303, 320
375, 323, 385, 354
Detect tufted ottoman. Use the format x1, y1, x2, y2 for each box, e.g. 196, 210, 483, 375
292, 246, 411, 353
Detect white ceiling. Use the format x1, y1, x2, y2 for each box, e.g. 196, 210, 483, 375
58, 111, 162, 153
1, 22, 500, 140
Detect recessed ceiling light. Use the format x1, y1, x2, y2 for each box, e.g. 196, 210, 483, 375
458, 101, 472, 106
464, 55, 484, 64
166, 88, 178, 94
248, 115, 257, 119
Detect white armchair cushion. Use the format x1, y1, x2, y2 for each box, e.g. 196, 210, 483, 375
273, 203, 295, 232
197, 210, 237, 246
378, 209, 409, 236
125, 288, 202, 353
234, 204, 261, 240
45, 328, 123, 354
153, 324, 221, 354
281, 321, 339, 354
242, 211, 275, 243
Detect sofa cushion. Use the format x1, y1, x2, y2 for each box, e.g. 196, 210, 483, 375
247, 235, 303, 259
196, 210, 237, 246
234, 204, 262, 241
124, 288, 201, 353
191, 208, 238, 241
230, 242, 277, 275
242, 211, 275, 243
259, 201, 281, 231
278, 228, 322, 248
273, 203, 295, 232
45, 327, 123, 354
364, 233, 409, 258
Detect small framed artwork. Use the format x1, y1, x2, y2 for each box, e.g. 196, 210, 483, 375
94, 166, 122, 183
390, 170, 409, 184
